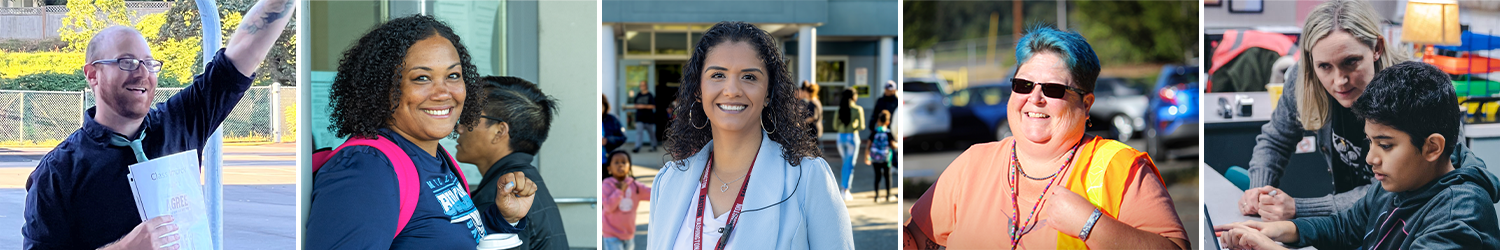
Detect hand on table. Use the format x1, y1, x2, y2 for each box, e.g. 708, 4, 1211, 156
1238, 186, 1270, 215
1213, 221, 1290, 250
494, 171, 537, 224
1239, 186, 1296, 221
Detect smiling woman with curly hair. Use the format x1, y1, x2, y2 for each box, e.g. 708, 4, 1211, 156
306, 15, 541, 249
647, 21, 853, 249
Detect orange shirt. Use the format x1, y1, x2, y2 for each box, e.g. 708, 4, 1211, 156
904, 137, 1187, 249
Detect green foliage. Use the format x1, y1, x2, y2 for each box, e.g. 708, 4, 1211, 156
18, 0, 295, 90
59, 0, 135, 53
903, 1, 1198, 65
0, 52, 85, 79
902, 0, 1061, 50
157, 0, 297, 86
0, 71, 86, 91
134, 12, 166, 41
0, 38, 70, 52
1071, 0, 1198, 64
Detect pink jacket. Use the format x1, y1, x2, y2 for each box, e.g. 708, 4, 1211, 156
602, 177, 651, 240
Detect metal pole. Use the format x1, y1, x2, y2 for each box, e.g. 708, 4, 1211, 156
19, 93, 26, 142
270, 83, 280, 143
192, 0, 223, 249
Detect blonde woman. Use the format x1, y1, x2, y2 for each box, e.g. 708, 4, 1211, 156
1238, 0, 1484, 221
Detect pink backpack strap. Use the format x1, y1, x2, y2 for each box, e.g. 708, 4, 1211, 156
438, 147, 470, 193
320, 136, 420, 239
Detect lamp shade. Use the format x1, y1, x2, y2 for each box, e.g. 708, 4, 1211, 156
1402, 0, 1462, 45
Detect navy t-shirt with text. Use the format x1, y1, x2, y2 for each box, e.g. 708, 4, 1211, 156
305, 128, 518, 249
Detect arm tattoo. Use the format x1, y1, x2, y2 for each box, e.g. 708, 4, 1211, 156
244, 0, 293, 35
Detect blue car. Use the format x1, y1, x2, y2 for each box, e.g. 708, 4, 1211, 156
947, 82, 1013, 143
1145, 64, 1200, 160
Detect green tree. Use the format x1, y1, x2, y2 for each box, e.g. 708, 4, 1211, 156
1071, 0, 1198, 64
902, 0, 1060, 50
156, 0, 296, 86
58, 0, 135, 53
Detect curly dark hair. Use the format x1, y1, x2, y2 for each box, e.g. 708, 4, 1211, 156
328, 15, 484, 139
666, 21, 819, 166
476, 76, 558, 155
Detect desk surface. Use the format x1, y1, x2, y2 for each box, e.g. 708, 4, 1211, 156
1203, 167, 1261, 224
1203, 167, 1316, 249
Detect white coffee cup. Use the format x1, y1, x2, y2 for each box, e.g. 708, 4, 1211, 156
477, 233, 523, 250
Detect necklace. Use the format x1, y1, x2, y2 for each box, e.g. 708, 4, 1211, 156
1009, 137, 1085, 249
1016, 157, 1064, 180
696, 152, 755, 250
712, 167, 748, 192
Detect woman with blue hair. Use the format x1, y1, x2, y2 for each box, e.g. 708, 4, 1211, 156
904, 26, 1189, 249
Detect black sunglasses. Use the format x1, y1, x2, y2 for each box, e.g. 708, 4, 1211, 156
481, 115, 505, 123
1011, 78, 1088, 99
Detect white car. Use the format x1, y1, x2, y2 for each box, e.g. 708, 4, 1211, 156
900, 77, 951, 140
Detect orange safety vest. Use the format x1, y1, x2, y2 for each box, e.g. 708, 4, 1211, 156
1053, 137, 1162, 249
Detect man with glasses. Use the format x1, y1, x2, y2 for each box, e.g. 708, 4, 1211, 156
22, 0, 295, 249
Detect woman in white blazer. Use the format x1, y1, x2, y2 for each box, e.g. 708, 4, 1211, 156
647, 21, 854, 250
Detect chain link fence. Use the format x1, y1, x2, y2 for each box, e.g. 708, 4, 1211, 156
0, 86, 296, 146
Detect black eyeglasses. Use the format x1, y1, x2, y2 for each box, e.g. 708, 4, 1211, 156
91, 58, 164, 73
1011, 78, 1088, 99
481, 115, 505, 123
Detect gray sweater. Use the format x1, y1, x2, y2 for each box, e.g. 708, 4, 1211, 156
1249, 69, 1486, 217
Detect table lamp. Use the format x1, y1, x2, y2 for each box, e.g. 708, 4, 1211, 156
1402, 0, 1461, 59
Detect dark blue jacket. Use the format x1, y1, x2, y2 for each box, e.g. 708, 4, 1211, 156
470, 152, 569, 250
23, 49, 252, 249
306, 128, 519, 249
1289, 156, 1500, 250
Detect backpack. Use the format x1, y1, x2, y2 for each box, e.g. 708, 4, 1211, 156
870, 127, 892, 163
311, 135, 470, 239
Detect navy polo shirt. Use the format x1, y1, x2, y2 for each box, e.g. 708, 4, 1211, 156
306, 128, 519, 249
22, 49, 253, 249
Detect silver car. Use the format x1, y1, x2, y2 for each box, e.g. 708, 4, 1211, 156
1088, 78, 1149, 141
900, 77, 951, 140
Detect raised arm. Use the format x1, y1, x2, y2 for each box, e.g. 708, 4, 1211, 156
224, 0, 296, 76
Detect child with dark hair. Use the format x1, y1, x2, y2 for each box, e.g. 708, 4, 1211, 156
602, 150, 651, 250
1215, 62, 1500, 250
455, 76, 568, 250
865, 110, 897, 203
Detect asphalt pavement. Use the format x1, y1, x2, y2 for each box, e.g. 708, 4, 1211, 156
0, 143, 296, 249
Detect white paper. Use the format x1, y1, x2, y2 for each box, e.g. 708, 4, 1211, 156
126, 150, 212, 250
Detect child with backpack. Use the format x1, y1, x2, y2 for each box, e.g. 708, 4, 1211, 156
865, 110, 897, 203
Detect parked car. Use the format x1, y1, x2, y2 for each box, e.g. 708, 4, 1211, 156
947, 81, 1012, 142
900, 77, 952, 143
1145, 64, 1201, 160
1088, 78, 1149, 141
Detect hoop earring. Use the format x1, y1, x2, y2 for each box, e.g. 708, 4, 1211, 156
691, 101, 708, 129
762, 116, 776, 134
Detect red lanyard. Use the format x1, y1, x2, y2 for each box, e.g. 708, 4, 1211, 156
693, 152, 755, 250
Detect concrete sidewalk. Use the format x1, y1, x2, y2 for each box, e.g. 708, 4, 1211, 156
618, 146, 899, 249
